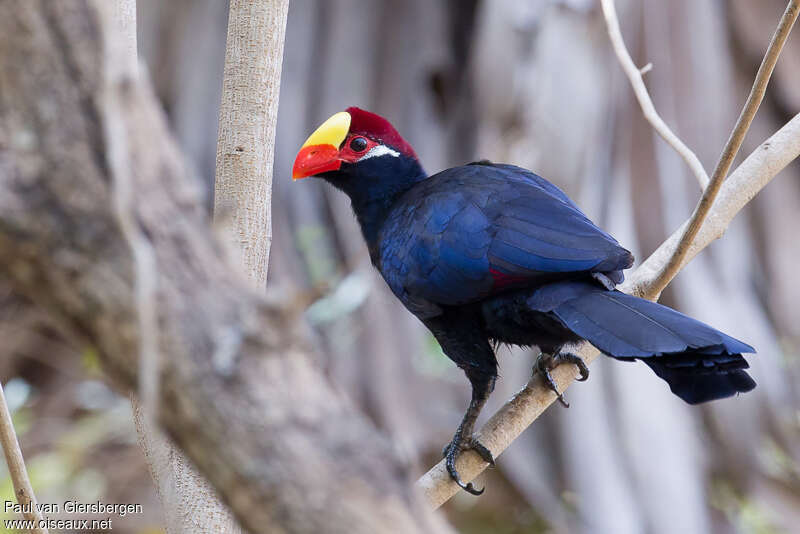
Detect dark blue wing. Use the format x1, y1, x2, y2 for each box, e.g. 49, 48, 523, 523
379, 163, 633, 318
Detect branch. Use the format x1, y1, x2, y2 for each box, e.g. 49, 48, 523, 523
630, 112, 800, 295
643, 0, 799, 298
0, 384, 48, 534
600, 0, 710, 189
418, 0, 800, 508
214, 0, 287, 287
416, 96, 800, 512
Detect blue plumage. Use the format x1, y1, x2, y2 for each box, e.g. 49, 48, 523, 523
297, 108, 756, 493
378, 164, 633, 315
523, 281, 755, 403
355, 160, 755, 405
367, 161, 755, 404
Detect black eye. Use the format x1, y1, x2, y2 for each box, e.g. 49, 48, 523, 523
349, 136, 368, 152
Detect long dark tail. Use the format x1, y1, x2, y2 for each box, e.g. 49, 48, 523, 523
526, 282, 756, 404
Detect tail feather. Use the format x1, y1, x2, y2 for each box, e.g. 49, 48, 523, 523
642, 355, 755, 404
526, 282, 756, 404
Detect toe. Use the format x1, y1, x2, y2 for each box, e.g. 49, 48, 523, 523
470, 439, 495, 466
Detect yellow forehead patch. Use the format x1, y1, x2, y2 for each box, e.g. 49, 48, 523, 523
300, 111, 351, 149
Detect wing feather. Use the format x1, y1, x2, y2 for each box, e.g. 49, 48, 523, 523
379, 164, 633, 317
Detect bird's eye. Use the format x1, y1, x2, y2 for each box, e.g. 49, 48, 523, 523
349, 136, 368, 152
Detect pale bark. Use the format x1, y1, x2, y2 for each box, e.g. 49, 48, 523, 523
111, 0, 138, 75
0, 2, 449, 533
215, 0, 289, 288
132, 401, 241, 534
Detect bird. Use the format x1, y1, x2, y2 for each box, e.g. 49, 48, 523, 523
291, 107, 756, 494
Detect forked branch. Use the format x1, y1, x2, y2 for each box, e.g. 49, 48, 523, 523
643, 0, 799, 298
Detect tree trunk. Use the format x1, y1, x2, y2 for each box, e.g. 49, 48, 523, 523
0, 2, 451, 533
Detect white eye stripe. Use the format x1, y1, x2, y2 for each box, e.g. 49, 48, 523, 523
359, 145, 400, 161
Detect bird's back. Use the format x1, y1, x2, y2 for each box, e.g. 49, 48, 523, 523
377, 162, 633, 319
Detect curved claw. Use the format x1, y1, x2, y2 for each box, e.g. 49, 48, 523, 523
535, 351, 591, 406
443, 436, 494, 495
557, 352, 590, 382
446, 454, 485, 495
464, 482, 485, 495
537, 358, 570, 407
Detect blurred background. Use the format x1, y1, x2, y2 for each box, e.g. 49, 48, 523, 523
2, 0, 800, 532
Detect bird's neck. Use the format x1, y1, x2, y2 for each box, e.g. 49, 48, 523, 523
354, 197, 403, 253
349, 160, 427, 255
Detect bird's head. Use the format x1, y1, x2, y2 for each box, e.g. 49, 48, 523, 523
292, 108, 425, 210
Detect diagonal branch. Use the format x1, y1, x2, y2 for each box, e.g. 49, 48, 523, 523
600, 0, 710, 189
642, 0, 799, 298
418, 0, 799, 508
417, 0, 800, 495
417, 111, 800, 508
0, 384, 49, 533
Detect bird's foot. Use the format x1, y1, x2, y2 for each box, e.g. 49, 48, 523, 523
441, 434, 495, 495
535, 352, 590, 408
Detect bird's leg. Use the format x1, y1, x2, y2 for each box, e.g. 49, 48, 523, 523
442, 372, 496, 495
534, 351, 590, 408
425, 313, 498, 495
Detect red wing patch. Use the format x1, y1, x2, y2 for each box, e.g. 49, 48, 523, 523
489, 268, 530, 290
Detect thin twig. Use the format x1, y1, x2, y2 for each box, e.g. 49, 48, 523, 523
416, 109, 800, 508
600, 0, 710, 189
0, 383, 49, 533
643, 0, 799, 298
